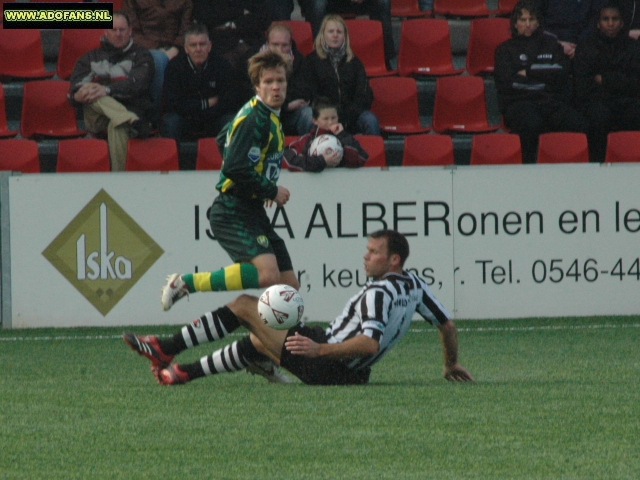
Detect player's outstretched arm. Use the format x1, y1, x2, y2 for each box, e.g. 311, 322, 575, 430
437, 320, 474, 382
285, 332, 379, 360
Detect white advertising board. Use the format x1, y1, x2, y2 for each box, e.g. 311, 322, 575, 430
5, 163, 640, 328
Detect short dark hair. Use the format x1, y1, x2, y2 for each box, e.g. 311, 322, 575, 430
369, 230, 410, 267
312, 96, 338, 119
510, 1, 541, 36
184, 22, 210, 41
112, 11, 130, 26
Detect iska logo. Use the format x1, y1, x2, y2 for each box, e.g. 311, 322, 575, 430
42, 189, 164, 316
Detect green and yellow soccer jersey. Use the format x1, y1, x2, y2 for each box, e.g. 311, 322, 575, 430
216, 97, 284, 200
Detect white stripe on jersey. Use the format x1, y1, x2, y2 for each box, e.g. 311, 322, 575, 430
325, 270, 450, 371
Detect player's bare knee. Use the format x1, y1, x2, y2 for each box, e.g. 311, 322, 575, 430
257, 269, 280, 288
227, 294, 259, 323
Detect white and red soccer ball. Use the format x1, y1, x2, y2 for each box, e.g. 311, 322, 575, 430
258, 284, 304, 330
309, 134, 344, 159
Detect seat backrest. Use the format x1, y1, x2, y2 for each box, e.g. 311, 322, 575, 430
397, 19, 463, 77
57, 29, 104, 80
0, 83, 18, 138
466, 18, 511, 75
278, 20, 314, 56
402, 134, 454, 166
391, 0, 431, 17
537, 132, 589, 164
0, 139, 40, 173
195, 137, 223, 170
0, 27, 53, 79
20, 80, 86, 138
433, 76, 498, 133
370, 76, 430, 133
605, 131, 640, 163
497, 0, 519, 15
126, 138, 179, 171
355, 135, 386, 167
470, 133, 522, 165
345, 19, 397, 77
433, 0, 495, 16
57, 138, 111, 172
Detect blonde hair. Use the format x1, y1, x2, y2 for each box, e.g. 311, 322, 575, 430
247, 49, 291, 87
313, 14, 354, 62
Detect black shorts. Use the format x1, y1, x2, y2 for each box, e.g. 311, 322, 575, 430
279, 324, 371, 385
209, 193, 293, 272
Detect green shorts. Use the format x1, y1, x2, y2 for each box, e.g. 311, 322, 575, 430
209, 193, 293, 272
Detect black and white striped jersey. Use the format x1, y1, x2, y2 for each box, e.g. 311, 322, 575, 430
325, 270, 450, 371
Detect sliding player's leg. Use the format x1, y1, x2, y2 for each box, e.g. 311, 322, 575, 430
154, 294, 291, 385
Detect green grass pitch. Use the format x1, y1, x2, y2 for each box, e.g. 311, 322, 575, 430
1, 316, 639, 479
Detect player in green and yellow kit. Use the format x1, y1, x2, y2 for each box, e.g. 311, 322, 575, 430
160, 49, 299, 311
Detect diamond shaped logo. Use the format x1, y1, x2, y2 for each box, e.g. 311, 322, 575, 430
42, 189, 164, 316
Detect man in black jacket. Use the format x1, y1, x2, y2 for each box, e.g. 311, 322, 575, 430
68, 11, 154, 171
574, 3, 640, 162
160, 23, 237, 156
494, 0, 588, 163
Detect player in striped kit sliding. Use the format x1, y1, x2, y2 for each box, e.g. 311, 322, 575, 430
124, 230, 473, 385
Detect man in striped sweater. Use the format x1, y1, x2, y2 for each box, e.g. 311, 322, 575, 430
124, 230, 473, 385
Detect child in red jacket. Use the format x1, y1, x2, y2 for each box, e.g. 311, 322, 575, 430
284, 97, 368, 172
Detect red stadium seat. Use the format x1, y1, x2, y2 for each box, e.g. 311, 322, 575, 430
56, 138, 111, 172
432, 76, 500, 133
195, 137, 223, 170
20, 80, 87, 139
278, 20, 314, 56
497, 0, 519, 15
402, 134, 454, 166
397, 19, 464, 77
391, 0, 431, 18
370, 76, 431, 134
433, 0, 497, 16
345, 19, 398, 77
0, 27, 54, 80
466, 18, 512, 76
537, 133, 589, 164
470, 133, 522, 165
57, 29, 104, 80
0, 139, 40, 173
605, 131, 640, 163
0, 84, 18, 138
355, 135, 386, 167
126, 138, 179, 171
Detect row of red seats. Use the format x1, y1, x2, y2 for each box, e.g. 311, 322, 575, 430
0, 76, 497, 139
3, 131, 639, 174
0, 17, 510, 82
0, 135, 386, 173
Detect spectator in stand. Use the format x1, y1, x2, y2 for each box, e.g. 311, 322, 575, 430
285, 96, 368, 171
122, 0, 192, 123
300, 14, 380, 136
494, 0, 588, 163
68, 11, 154, 171
617, 0, 640, 39
191, 0, 273, 105
261, 22, 312, 135
298, 0, 396, 69
533, 0, 606, 58
574, 3, 640, 162
161, 23, 237, 158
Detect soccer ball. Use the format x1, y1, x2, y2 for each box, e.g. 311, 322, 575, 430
309, 134, 344, 159
257, 284, 304, 330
